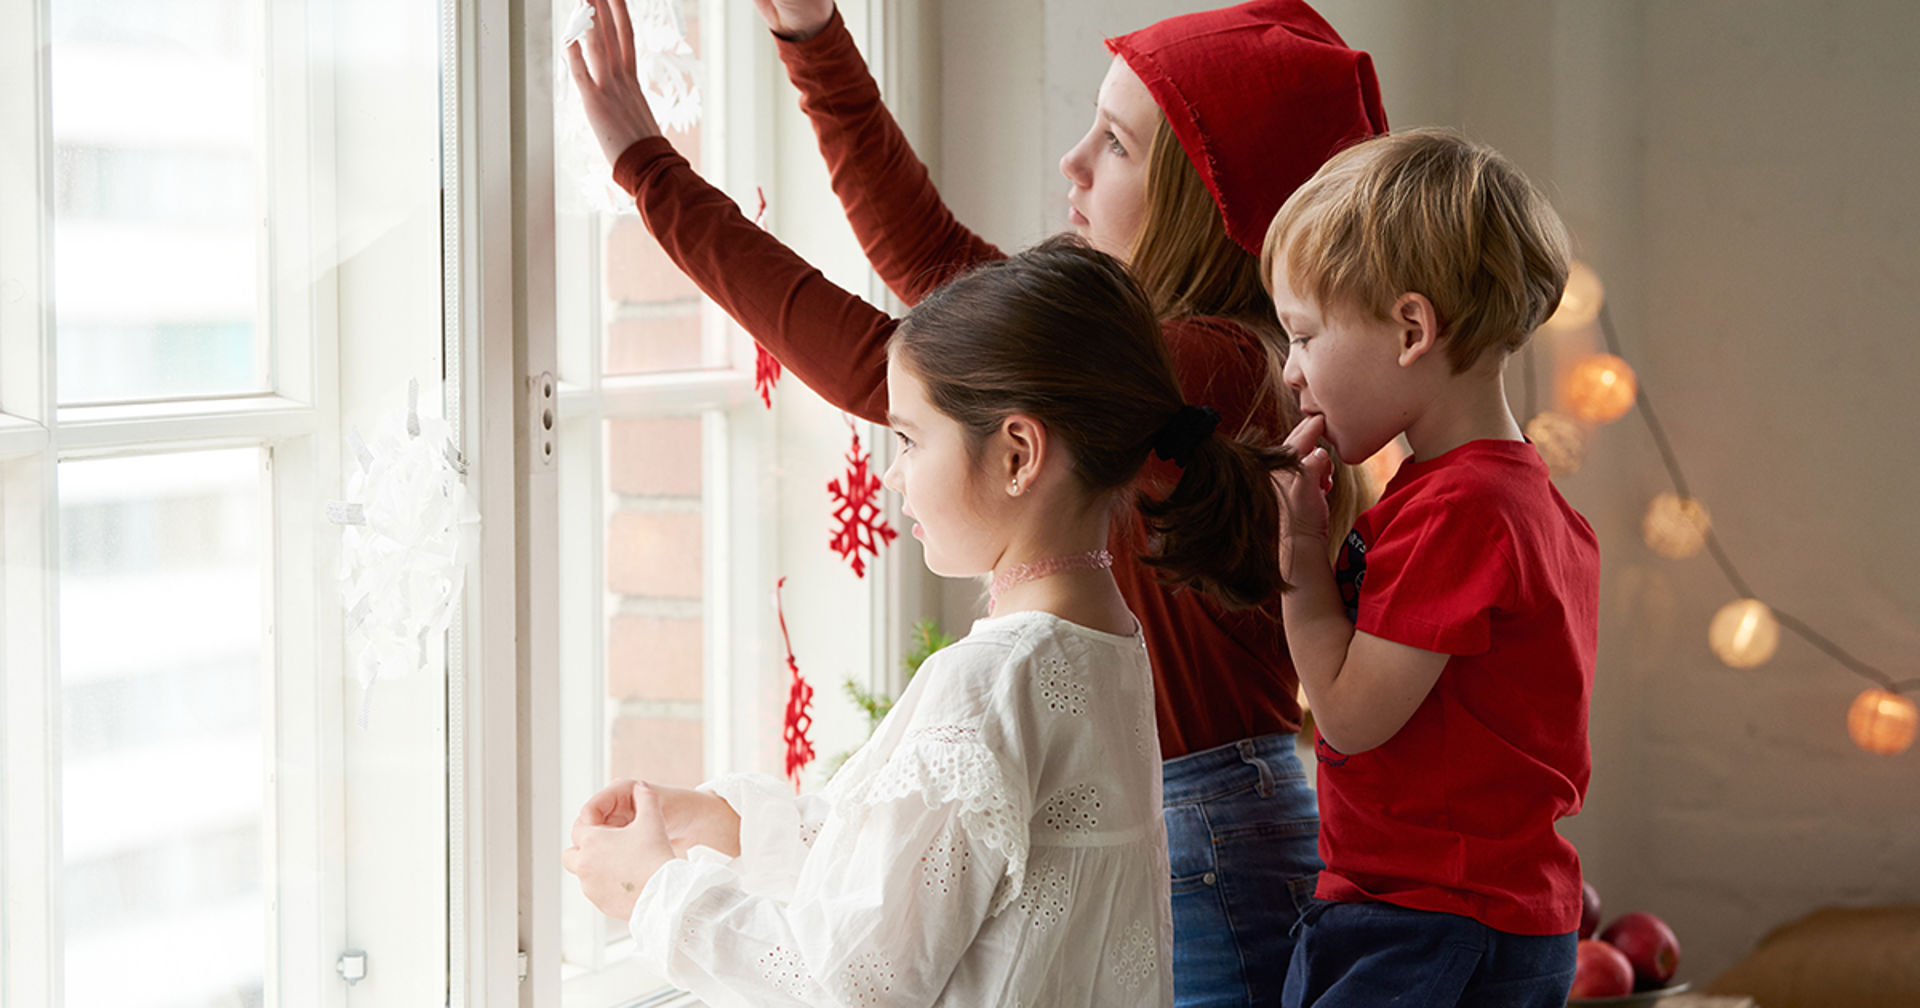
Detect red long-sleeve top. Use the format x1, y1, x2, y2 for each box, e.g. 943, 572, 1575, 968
611, 10, 1302, 758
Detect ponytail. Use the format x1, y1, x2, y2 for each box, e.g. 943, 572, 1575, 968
1137, 416, 1299, 609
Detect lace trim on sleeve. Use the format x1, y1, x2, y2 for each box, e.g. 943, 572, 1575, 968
827, 724, 1030, 916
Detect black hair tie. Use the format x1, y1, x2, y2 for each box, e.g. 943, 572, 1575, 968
1150, 404, 1221, 468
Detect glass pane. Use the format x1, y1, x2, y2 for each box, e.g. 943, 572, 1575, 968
603, 414, 707, 787
50, 0, 265, 404
552, 0, 724, 377
58, 448, 266, 1008
557, 414, 708, 1002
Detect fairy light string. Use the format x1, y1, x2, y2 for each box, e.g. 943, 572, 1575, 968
1589, 304, 1911, 698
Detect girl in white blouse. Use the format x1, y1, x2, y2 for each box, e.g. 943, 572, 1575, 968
563, 237, 1300, 1007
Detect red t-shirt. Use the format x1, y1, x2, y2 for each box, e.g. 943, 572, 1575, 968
608, 9, 1307, 759
1313, 439, 1598, 935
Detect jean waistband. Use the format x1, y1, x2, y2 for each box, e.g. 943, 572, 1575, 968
1161, 731, 1306, 805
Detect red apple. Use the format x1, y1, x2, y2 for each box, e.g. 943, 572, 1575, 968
1600, 911, 1681, 989
1579, 880, 1602, 939
1570, 938, 1635, 998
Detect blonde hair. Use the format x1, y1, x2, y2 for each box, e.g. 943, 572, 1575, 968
1262, 127, 1571, 373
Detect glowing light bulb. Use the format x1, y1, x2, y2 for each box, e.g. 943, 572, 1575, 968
1709, 598, 1779, 668
1847, 689, 1917, 755
1561, 353, 1638, 425
1544, 261, 1605, 331
1525, 411, 1587, 477
1642, 493, 1712, 559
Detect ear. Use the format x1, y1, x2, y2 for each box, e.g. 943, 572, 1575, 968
1391, 292, 1442, 368
998, 414, 1047, 495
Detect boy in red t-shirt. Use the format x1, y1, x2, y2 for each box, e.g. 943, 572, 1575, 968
1263, 128, 1600, 1007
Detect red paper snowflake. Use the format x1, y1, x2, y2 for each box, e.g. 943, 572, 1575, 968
826, 426, 897, 578
774, 577, 815, 787
754, 343, 782, 409
748, 186, 781, 410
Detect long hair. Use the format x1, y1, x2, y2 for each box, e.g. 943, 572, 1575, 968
1131, 114, 1371, 555
891, 236, 1300, 608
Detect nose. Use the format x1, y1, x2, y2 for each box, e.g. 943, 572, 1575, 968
880, 448, 904, 494
1281, 347, 1306, 391
1060, 130, 1093, 187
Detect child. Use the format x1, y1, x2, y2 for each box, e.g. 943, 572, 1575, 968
563, 237, 1299, 1008
566, 1, 1386, 994
1263, 128, 1600, 1007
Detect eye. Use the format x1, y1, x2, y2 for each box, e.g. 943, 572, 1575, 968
1288, 333, 1313, 348
1104, 130, 1126, 157
893, 430, 914, 450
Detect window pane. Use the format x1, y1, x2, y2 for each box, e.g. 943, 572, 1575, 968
603, 414, 707, 787
58, 448, 266, 1008
50, 0, 265, 404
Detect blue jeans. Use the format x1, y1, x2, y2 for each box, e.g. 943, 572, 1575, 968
1163, 733, 1323, 1007
1282, 899, 1577, 1008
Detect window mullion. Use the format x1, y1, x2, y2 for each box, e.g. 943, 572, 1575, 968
1, 452, 62, 1008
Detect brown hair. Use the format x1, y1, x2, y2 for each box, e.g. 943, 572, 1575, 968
1133, 114, 1372, 555
892, 236, 1299, 608
1263, 127, 1572, 373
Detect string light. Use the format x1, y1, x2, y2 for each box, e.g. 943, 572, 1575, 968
1561, 352, 1638, 425
1708, 598, 1780, 668
1642, 492, 1712, 560
1847, 689, 1917, 756
1524, 278, 1917, 756
1524, 411, 1587, 476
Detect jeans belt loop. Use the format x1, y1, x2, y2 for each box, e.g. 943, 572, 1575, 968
1237, 738, 1275, 797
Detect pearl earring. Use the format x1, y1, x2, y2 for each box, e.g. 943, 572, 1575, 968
1010, 478, 1020, 494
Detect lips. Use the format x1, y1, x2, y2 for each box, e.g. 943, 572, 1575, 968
1067, 201, 1088, 228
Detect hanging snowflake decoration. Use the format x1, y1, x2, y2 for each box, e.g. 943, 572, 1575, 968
754, 344, 782, 409
554, 0, 704, 215
775, 577, 816, 788
748, 186, 783, 409
326, 379, 480, 726
826, 424, 896, 578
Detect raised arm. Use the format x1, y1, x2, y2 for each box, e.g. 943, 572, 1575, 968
772, 6, 1005, 305
570, 0, 892, 421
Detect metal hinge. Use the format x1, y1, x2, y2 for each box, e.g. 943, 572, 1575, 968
517, 949, 530, 983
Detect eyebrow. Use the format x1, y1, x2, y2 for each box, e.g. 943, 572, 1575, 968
1097, 103, 1143, 145
884, 412, 910, 430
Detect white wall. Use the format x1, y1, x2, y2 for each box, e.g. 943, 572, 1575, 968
930, 0, 1920, 986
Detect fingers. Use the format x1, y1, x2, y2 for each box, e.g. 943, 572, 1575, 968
630, 781, 666, 829
1283, 413, 1327, 459
604, 0, 634, 65
564, 39, 594, 89
560, 845, 581, 876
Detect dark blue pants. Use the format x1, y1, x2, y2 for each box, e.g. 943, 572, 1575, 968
1164, 733, 1323, 1007
1281, 899, 1577, 1008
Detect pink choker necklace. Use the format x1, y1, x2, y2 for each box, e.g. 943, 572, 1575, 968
988, 549, 1114, 614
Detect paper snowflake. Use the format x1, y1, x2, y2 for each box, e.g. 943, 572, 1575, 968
774, 578, 816, 787
826, 427, 896, 578
754, 343, 782, 409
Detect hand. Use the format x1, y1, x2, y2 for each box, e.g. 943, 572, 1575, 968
562, 781, 679, 921
750, 0, 834, 41
1275, 414, 1335, 565
577, 778, 742, 857
565, 0, 665, 166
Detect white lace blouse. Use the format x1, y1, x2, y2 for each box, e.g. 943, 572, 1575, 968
628, 609, 1173, 1007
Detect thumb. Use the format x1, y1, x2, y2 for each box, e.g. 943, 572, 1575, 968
1302, 447, 1334, 494
630, 781, 664, 824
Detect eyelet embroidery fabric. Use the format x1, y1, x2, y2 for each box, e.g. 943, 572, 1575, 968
1014, 862, 1072, 931
921, 823, 971, 894
1039, 783, 1102, 834
1111, 919, 1158, 991
830, 722, 1029, 915
1035, 655, 1090, 716
837, 952, 897, 1006
757, 945, 812, 998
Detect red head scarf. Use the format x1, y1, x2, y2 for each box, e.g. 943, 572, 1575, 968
1107, 0, 1388, 254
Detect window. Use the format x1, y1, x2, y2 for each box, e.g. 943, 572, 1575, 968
4, 0, 919, 1005
3, 0, 451, 1004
